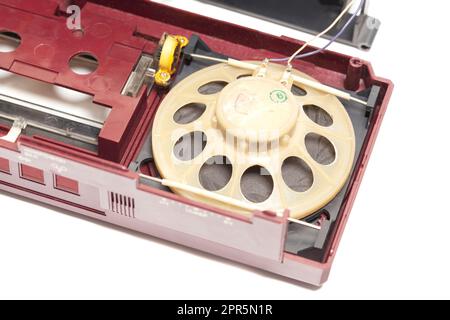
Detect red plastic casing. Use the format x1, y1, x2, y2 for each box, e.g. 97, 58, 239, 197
0, 0, 393, 285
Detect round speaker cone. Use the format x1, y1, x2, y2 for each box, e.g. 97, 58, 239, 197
152, 62, 355, 219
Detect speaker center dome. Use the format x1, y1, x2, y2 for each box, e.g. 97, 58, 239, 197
216, 77, 298, 143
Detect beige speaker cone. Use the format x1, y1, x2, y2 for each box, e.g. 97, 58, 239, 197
152, 62, 356, 219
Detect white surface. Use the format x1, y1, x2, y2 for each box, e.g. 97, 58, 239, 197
0, 0, 449, 299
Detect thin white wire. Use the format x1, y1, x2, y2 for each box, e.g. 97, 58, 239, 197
286, 0, 357, 66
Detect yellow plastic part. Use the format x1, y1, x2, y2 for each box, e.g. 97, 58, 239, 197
155, 34, 189, 87
152, 62, 356, 219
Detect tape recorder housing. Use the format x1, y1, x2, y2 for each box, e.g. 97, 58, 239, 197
0, 0, 392, 285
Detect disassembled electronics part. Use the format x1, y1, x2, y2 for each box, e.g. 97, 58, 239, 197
141, 174, 321, 230
189, 54, 368, 105
151, 62, 356, 219
200, 0, 380, 50
121, 54, 155, 97
0, 117, 26, 143
0, 95, 101, 146
0, 0, 393, 286
0, 70, 109, 148
154, 33, 189, 87
143, 174, 269, 213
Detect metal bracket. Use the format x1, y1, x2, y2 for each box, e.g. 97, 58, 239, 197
353, 13, 380, 50
1, 117, 27, 143
121, 54, 155, 97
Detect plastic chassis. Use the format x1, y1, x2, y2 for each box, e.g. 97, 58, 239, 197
0, 0, 393, 286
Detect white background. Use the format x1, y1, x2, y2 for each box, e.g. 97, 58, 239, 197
0, 0, 449, 299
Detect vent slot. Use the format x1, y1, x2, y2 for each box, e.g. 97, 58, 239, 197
108, 192, 135, 218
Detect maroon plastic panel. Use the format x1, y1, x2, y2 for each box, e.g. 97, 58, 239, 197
54, 175, 80, 195
0, 0, 393, 285
0, 0, 149, 162
19, 164, 45, 185
0, 157, 10, 173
